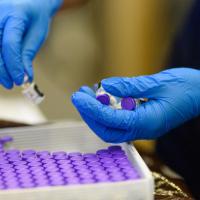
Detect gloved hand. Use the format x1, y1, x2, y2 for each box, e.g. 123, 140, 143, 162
72, 68, 200, 143
0, 0, 63, 89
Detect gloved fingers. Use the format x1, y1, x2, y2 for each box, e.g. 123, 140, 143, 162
2, 16, 28, 85
131, 99, 170, 139
101, 74, 165, 98
0, 26, 13, 89
79, 86, 96, 98
79, 111, 131, 143
73, 90, 172, 140
72, 91, 136, 131
22, 19, 49, 82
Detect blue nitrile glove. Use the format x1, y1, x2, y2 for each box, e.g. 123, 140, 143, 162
0, 0, 63, 89
72, 68, 200, 143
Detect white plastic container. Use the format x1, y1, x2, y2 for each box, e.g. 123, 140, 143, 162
0, 121, 154, 200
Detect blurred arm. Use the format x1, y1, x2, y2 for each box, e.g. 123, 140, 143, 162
62, 0, 89, 9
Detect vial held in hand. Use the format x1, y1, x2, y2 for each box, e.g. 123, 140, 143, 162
95, 83, 145, 111
22, 75, 45, 104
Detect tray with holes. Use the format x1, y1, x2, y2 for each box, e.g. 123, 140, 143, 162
0, 122, 154, 200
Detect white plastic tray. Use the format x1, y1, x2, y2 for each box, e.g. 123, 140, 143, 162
0, 121, 154, 200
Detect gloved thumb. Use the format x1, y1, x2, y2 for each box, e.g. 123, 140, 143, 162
101, 74, 162, 98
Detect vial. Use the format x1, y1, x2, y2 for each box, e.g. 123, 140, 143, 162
95, 83, 142, 111
22, 75, 45, 104
95, 84, 121, 108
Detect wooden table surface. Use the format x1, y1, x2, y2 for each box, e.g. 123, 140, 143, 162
0, 120, 194, 200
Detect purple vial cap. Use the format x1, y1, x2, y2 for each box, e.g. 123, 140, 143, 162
80, 179, 96, 184
68, 152, 82, 157
60, 167, 74, 173
121, 97, 136, 111
110, 176, 127, 182
0, 136, 13, 144
5, 184, 19, 189
100, 159, 114, 164
35, 177, 49, 183
111, 150, 125, 155
35, 182, 49, 187
22, 150, 36, 156
59, 164, 74, 170
108, 146, 122, 151
8, 157, 22, 162
0, 185, 6, 189
41, 159, 56, 164
0, 156, 5, 160
13, 161, 27, 166
28, 162, 42, 167
72, 160, 87, 166
21, 182, 36, 188
112, 154, 126, 160
37, 151, 50, 157
96, 177, 110, 182
50, 180, 65, 186
67, 178, 80, 184
98, 154, 112, 159
48, 172, 63, 179
103, 163, 117, 168
6, 149, 20, 155
29, 166, 44, 171
79, 174, 94, 179
52, 151, 66, 157
1, 168, 15, 173
57, 159, 71, 164
62, 172, 77, 178
26, 158, 41, 163
37, 151, 52, 159
91, 168, 106, 173
96, 94, 110, 105
85, 157, 99, 163
0, 160, 9, 165
96, 149, 110, 155
125, 172, 140, 179
83, 153, 96, 158
0, 164, 12, 168
70, 156, 84, 161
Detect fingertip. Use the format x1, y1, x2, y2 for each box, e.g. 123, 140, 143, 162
0, 79, 14, 90
71, 91, 101, 115
71, 92, 77, 104
79, 85, 90, 92
72, 91, 90, 99
14, 72, 25, 86
71, 91, 83, 106
26, 66, 34, 83
28, 75, 33, 83
5, 84, 14, 90
23, 58, 34, 82
71, 92, 76, 100
79, 86, 96, 97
